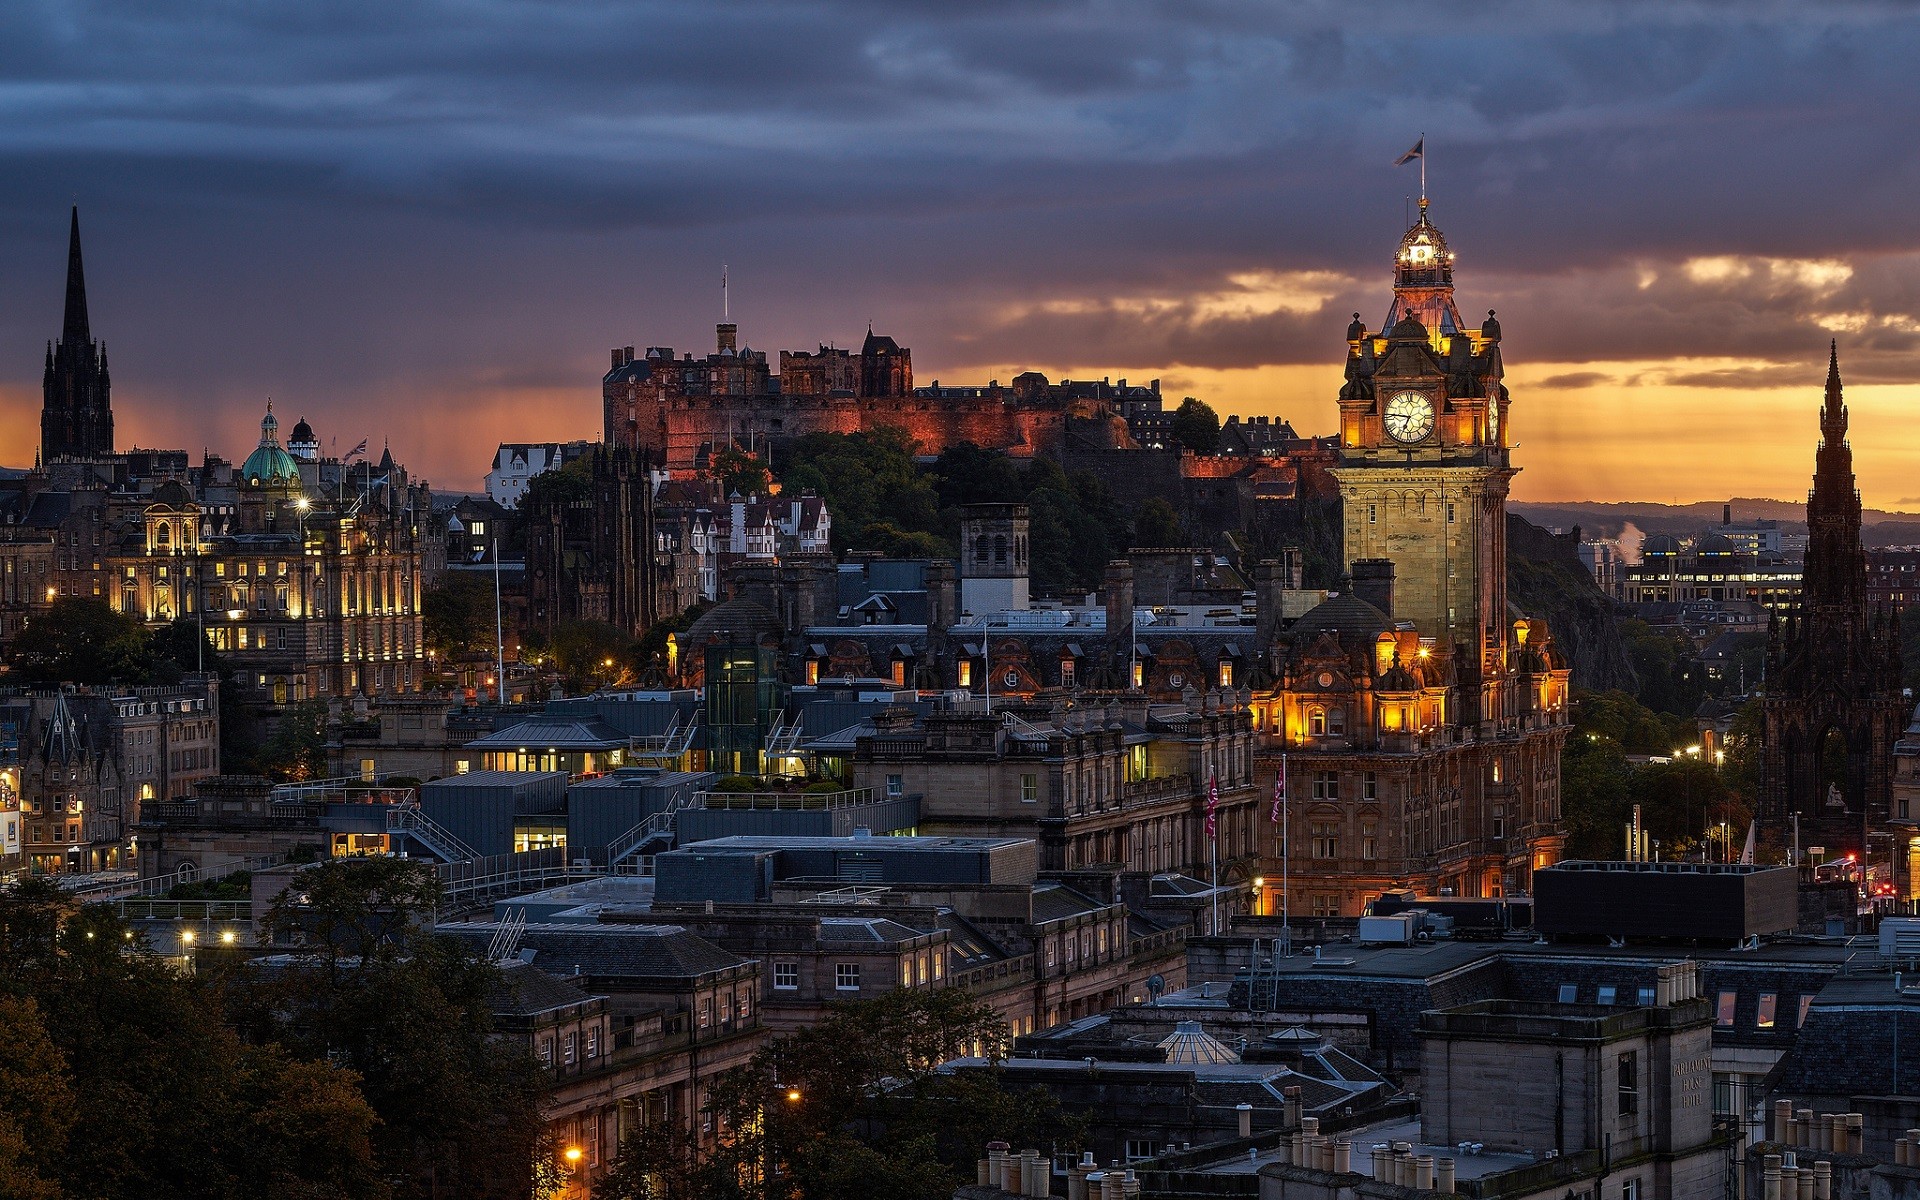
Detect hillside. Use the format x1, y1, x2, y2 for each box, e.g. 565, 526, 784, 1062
1506, 513, 1636, 692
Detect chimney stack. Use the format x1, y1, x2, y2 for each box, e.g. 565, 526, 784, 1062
1351, 559, 1396, 618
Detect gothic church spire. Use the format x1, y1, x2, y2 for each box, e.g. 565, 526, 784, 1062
63, 205, 90, 347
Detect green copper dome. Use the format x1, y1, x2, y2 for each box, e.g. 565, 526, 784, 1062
241, 402, 301, 486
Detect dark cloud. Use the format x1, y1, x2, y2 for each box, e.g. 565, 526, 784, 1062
2, 2, 1920, 488
1536, 372, 1613, 390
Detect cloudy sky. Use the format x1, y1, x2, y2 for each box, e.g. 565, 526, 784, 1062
3, 1, 1920, 504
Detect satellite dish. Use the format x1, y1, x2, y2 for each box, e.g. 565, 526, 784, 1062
1146, 973, 1166, 1004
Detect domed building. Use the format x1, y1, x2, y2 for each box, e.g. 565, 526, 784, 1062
241, 404, 302, 489
288, 416, 319, 461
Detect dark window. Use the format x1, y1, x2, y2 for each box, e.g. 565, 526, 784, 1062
1618, 1051, 1639, 1115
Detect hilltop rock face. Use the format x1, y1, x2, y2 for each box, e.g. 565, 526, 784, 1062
1506, 513, 1637, 693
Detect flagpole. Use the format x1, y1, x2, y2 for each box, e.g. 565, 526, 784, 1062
1281, 752, 1290, 957
1211, 834, 1219, 935
1420, 131, 1427, 203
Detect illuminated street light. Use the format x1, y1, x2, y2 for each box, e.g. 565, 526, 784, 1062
563, 1147, 583, 1165
786, 1088, 802, 1103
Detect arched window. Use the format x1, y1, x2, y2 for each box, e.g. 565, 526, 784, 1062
993, 534, 1008, 565
1308, 708, 1327, 737
155, 523, 171, 548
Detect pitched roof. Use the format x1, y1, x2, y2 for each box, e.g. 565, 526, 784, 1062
488, 960, 603, 1017
447, 923, 748, 982
464, 716, 629, 750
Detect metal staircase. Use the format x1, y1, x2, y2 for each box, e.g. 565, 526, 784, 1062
765, 710, 806, 756
386, 801, 481, 864
604, 790, 706, 875
628, 710, 701, 761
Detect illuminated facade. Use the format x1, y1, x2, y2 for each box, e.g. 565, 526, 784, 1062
107, 407, 431, 707
1253, 199, 1572, 917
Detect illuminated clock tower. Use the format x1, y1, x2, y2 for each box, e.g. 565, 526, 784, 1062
1332, 198, 1513, 727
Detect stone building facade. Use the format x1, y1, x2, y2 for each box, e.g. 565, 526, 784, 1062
522, 442, 665, 640
106, 409, 432, 708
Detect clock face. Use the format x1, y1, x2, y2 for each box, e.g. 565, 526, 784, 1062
1384, 391, 1435, 443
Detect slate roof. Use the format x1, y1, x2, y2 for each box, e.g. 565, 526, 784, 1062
445, 923, 748, 981
817, 916, 926, 943
465, 716, 630, 750
1030, 882, 1108, 923
488, 959, 604, 1017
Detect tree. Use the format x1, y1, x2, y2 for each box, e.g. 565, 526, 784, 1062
1618, 618, 1707, 717
1168, 397, 1221, 455
604, 987, 1081, 1200
546, 619, 635, 691
424, 573, 498, 658
1572, 690, 1686, 756
260, 699, 330, 781
1132, 498, 1183, 548
0, 881, 386, 1200
7, 598, 159, 685
780, 429, 942, 555
0, 995, 72, 1200
1560, 731, 1634, 859
251, 858, 546, 1198
706, 446, 772, 498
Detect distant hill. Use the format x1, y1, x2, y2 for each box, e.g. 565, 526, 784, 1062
1512, 499, 1920, 549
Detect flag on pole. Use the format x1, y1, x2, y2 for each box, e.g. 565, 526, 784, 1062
1205, 774, 1219, 841
1394, 137, 1425, 166
344, 438, 368, 461
1271, 757, 1286, 823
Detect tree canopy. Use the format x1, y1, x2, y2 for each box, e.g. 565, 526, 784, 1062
1168, 397, 1221, 455
599, 986, 1081, 1200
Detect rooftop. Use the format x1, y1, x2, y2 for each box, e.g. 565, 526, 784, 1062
1196, 1116, 1534, 1180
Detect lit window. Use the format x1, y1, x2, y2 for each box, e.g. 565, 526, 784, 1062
1756, 993, 1777, 1029
1715, 991, 1736, 1027
1218, 661, 1232, 687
